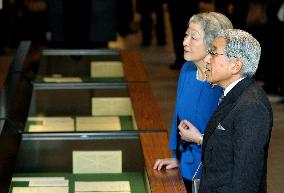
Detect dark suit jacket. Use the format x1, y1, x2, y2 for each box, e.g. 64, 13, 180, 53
199, 78, 273, 193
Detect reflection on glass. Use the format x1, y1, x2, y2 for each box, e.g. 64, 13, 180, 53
11, 134, 150, 193
35, 49, 125, 83
25, 87, 137, 133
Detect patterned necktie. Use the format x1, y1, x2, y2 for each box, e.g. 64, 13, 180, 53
218, 92, 224, 106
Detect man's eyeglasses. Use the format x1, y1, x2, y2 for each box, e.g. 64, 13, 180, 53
207, 47, 226, 58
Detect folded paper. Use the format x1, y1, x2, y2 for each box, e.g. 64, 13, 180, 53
43, 77, 82, 83
73, 151, 122, 174
75, 192, 130, 193
76, 116, 121, 131
12, 177, 66, 182
12, 187, 68, 193
75, 181, 130, 192
92, 97, 132, 116
28, 117, 74, 132
29, 180, 69, 187
90, 61, 124, 78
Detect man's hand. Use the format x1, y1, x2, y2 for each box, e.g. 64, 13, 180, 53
178, 120, 202, 144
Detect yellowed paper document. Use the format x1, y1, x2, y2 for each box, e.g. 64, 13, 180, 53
29, 180, 68, 187
92, 97, 132, 116
43, 77, 82, 83
28, 117, 74, 132
12, 187, 68, 193
75, 181, 130, 192
76, 116, 121, 131
12, 177, 66, 182
73, 151, 122, 174
75, 192, 130, 193
90, 61, 124, 78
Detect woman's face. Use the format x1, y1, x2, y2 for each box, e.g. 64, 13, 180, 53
183, 22, 207, 63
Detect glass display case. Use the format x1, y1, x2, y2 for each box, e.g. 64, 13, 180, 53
0, 40, 32, 121
10, 132, 150, 193
0, 119, 22, 193
33, 49, 148, 84
26, 83, 138, 133
2, 45, 186, 193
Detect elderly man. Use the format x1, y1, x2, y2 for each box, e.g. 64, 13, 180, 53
178, 29, 273, 193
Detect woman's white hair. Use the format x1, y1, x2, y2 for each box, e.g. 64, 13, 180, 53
189, 12, 233, 49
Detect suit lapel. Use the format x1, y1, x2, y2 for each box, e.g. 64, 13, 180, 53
202, 78, 254, 159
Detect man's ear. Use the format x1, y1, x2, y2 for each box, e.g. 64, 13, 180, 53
232, 59, 243, 74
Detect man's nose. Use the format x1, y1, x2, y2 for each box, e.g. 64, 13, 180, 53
204, 54, 211, 64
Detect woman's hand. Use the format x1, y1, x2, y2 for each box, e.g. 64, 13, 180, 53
178, 120, 202, 144
153, 158, 179, 170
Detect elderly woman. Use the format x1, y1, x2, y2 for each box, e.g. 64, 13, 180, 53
153, 12, 233, 192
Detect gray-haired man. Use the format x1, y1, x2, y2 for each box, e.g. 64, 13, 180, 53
178, 29, 273, 193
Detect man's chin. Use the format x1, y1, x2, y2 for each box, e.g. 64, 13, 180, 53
206, 78, 217, 86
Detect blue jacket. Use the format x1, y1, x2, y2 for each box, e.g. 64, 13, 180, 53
168, 61, 222, 180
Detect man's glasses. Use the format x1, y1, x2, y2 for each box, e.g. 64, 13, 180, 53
207, 47, 226, 58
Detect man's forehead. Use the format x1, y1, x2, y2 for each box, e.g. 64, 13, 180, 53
211, 38, 226, 48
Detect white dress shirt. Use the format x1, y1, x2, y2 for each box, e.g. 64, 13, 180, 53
223, 77, 245, 97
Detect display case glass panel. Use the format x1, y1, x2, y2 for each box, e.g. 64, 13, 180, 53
35, 49, 126, 83
25, 84, 138, 133
0, 119, 21, 193
10, 132, 150, 193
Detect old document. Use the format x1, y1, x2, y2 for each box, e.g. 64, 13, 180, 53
75, 181, 130, 192
92, 97, 132, 116
28, 117, 74, 132
29, 180, 68, 187
90, 61, 124, 78
75, 192, 130, 193
76, 116, 121, 131
73, 151, 122, 174
12, 176, 68, 187
43, 77, 82, 83
12, 177, 66, 182
12, 187, 68, 193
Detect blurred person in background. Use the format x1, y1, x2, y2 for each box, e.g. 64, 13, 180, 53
136, 0, 167, 46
